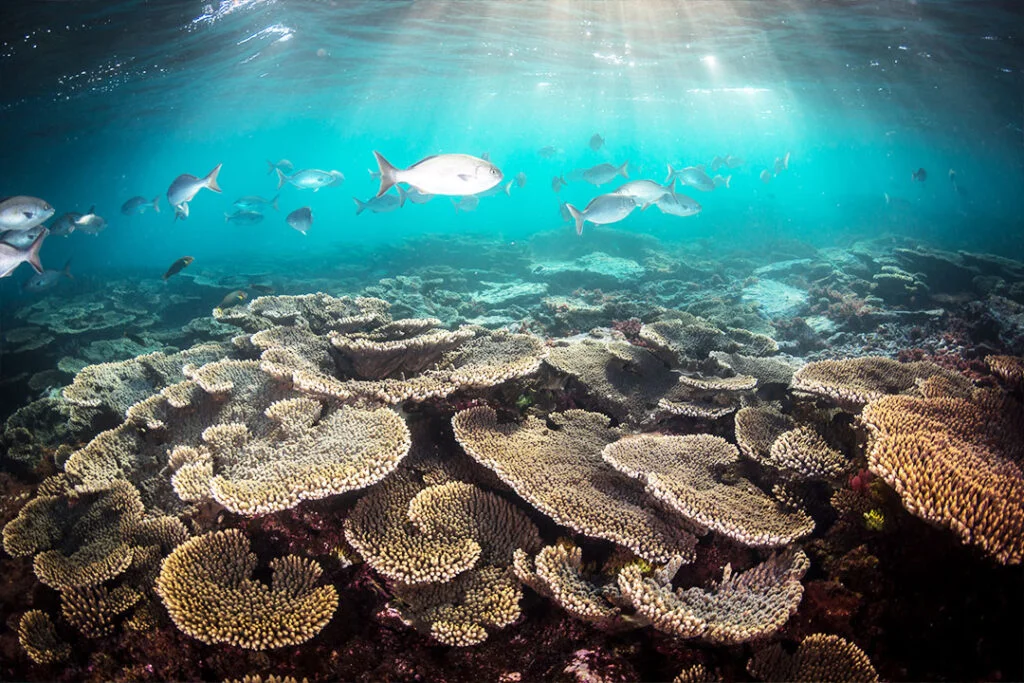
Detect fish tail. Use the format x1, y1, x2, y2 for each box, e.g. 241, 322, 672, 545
566, 204, 585, 236
618, 161, 630, 179
276, 168, 288, 191
205, 163, 223, 193
665, 163, 676, 184
724, 175, 732, 189
224, 213, 231, 222
668, 178, 677, 195
504, 181, 513, 197
271, 195, 279, 211
62, 259, 73, 280
151, 196, 161, 213
373, 151, 400, 198
396, 186, 407, 208
266, 160, 276, 175
353, 198, 366, 216
26, 229, 46, 274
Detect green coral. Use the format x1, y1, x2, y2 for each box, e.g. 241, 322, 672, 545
863, 509, 885, 532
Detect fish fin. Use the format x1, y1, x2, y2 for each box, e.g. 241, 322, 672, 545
26, 229, 46, 274
276, 168, 288, 191
88, 205, 95, 214
373, 151, 400, 198
271, 195, 279, 211
725, 175, 732, 189
503, 181, 512, 197
618, 162, 629, 179
353, 198, 365, 216
397, 186, 407, 208
669, 178, 677, 195
566, 204, 585, 236
205, 163, 223, 193
266, 160, 275, 175
640, 202, 652, 211
152, 196, 161, 213
884, 193, 891, 206
665, 163, 676, 184
458, 174, 473, 182
62, 259, 73, 279
224, 213, 231, 222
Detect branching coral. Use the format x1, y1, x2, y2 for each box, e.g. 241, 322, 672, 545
747, 633, 879, 682
18, 610, 70, 664
155, 529, 338, 649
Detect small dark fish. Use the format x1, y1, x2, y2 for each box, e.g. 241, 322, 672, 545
48, 212, 81, 237
286, 207, 313, 234
163, 256, 194, 281
232, 195, 279, 212
121, 195, 161, 215
224, 210, 264, 225
23, 259, 72, 292
912, 167, 927, 182
589, 133, 605, 151
551, 175, 567, 193
537, 146, 562, 159
216, 290, 247, 309
248, 283, 276, 295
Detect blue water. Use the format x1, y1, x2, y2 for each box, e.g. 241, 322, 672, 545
1, 0, 1021, 280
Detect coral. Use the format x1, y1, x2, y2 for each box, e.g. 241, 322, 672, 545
742, 278, 810, 319
602, 434, 814, 546
734, 406, 795, 462
214, 292, 390, 335
155, 529, 338, 649
18, 610, 70, 664
639, 316, 737, 366
987, 354, 1024, 391
452, 407, 697, 564
791, 356, 973, 411
862, 388, 1024, 564
60, 584, 143, 637
710, 351, 798, 386
332, 323, 476, 379
674, 662, 718, 683
735, 407, 846, 480
617, 548, 809, 644
747, 633, 879, 682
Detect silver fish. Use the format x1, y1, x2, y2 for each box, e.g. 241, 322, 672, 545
612, 179, 674, 208
564, 193, 637, 236
0, 227, 45, 278
760, 169, 772, 184
710, 154, 745, 171
558, 201, 572, 223
276, 168, 344, 191
121, 195, 160, 215
666, 164, 715, 192
773, 152, 791, 175
373, 151, 502, 197
286, 206, 313, 234
712, 175, 732, 189
655, 193, 702, 218
74, 206, 107, 235
402, 187, 433, 205
167, 163, 223, 219
354, 191, 405, 215
551, 176, 567, 193
224, 210, 264, 225
589, 133, 605, 151
23, 258, 71, 292
581, 162, 629, 186
452, 195, 480, 213
233, 195, 279, 212
538, 146, 562, 159
266, 159, 294, 175
0, 196, 54, 231
1, 225, 47, 249
48, 212, 80, 237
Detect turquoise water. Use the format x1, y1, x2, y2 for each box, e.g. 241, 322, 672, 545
2, 0, 1022, 276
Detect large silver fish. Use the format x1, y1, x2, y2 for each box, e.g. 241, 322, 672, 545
224, 210, 264, 225
655, 193, 702, 218
452, 195, 480, 213
581, 162, 629, 186
0, 196, 54, 231
0, 225, 47, 248
373, 151, 502, 198
276, 168, 344, 191
665, 164, 715, 192
354, 191, 405, 215
121, 195, 160, 215
612, 179, 674, 208
564, 193, 637, 236
286, 206, 313, 234
74, 206, 108, 235
167, 163, 223, 219
0, 227, 46, 278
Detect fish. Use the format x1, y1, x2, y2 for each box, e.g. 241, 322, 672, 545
0, 228, 46, 278
612, 179, 675, 209
558, 201, 572, 223
162, 256, 194, 280
286, 206, 313, 234
354, 191, 405, 215
538, 146, 562, 159
710, 154, 745, 171
22, 258, 72, 292
760, 169, 772, 184
912, 167, 927, 182
581, 162, 629, 186
773, 152, 791, 175
224, 210, 264, 225
665, 164, 714, 192
475, 180, 513, 198
551, 176, 567, 193
167, 163, 222, 220
884, 193, 913, 209
0, 196, 54, 231
589, 133, 605, 151
452, 195, 480, 213
232, 195, 279, 212
248, 283, 276, 295
266, 159, 294, 175
373, 151, 503, 198
48, 212, 81, 237
564, 193, 637, 236
402, 187, 433, 204
655, 193, 702, 218
276, 168, 344, 191
949, 168, 963, 196
1, 225, 48, 249
514, 172, 527, 189
216, 290, 248, 309
712, 174, 732, 189
74, 206, 107, 235
121, 195, 161, 215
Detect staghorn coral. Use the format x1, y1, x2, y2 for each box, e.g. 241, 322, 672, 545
791, 356, 973, 412
602, 435, 814, 547
862, 388, 1024, 564
155, 529, 338, 649
617, 548, 810, 644
345, 469, 540, 585
2, 480, 143, 590
18, 610, 70, 664
452, 407, 697, 564
987, 354, 1024, 391
747, 633, 879, 682
674, 663, 718, 683
60, 584, 143, 637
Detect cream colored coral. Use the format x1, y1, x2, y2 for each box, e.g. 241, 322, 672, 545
18, 610, 70, 664
747, 633, 879, 682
